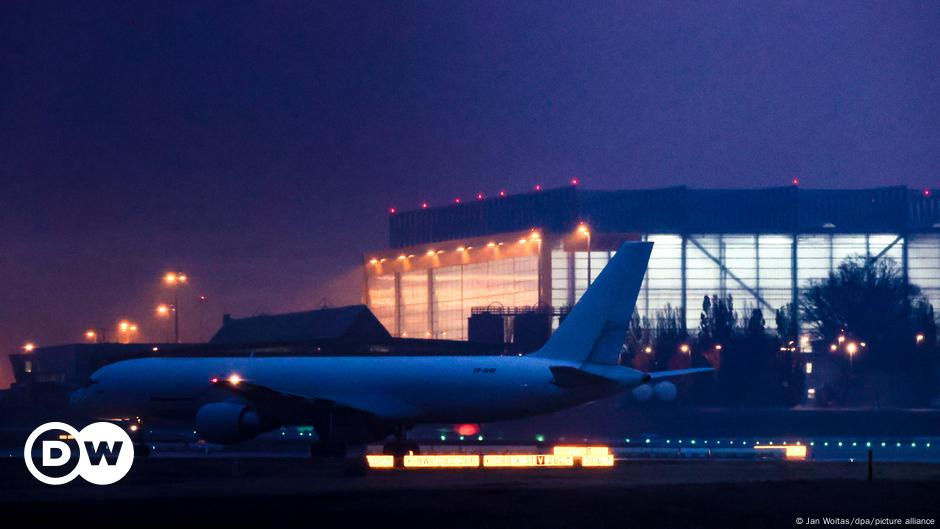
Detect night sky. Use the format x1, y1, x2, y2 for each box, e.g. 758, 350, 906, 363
1, 2, 938, 387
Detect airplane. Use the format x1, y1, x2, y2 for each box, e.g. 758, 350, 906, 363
70, 241, 712, 457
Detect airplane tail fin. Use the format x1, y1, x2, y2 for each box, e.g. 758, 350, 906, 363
533, 241, 652, 366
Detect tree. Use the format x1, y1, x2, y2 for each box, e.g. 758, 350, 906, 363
801, 255, 923, 372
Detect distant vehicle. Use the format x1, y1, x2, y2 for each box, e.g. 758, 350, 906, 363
71, 242, 711, 457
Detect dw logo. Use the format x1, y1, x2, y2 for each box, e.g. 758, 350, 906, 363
24, 422, 135, 485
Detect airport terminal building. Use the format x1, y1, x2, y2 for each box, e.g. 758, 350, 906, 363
363, 185, 940, 343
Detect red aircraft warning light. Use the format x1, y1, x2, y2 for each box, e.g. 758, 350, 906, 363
570, 178, 579, 186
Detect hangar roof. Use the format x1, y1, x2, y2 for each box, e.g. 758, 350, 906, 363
388, 186, 939, 248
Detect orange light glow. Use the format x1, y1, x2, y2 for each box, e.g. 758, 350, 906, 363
156, 304, 170, 316
482, 454, 574, 467
553, 446, 609, 457
916, 333, 925, 344
581, 454, 615, 467
679, 344, 690, 353
85, 330, 97, 340
227, 374, 242, 385
23, 342, 36, 352
366, 455, 394, 468
164, 273, 177, 284
754, 444, 808, 461
403, 455, 479, 468
830, 344, 838, 352
846, 342, 858, 355
486, 242, 497, 248
644, 346, 653, 354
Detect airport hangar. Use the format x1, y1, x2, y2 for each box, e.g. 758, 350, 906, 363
363, 185, 940, 345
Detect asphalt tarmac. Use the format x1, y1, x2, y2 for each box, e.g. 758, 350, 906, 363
3, 458, 939, 528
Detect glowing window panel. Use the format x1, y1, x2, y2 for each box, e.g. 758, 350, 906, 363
581, 454, 615, 467
403, 454, 480, 468
365, 455, 394, 468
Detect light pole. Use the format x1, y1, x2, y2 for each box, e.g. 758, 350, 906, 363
117, 320, 139, 344
578, 222, 591, 285
163, 272, 187, 343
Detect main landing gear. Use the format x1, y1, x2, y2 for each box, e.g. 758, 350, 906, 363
124, 417, 150, 457
382, 425, 420, 457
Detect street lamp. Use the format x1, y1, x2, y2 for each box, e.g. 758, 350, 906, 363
117, 320, 138, 344
163, 272, 187, 343
156, 304, 176, 342
23, 342, 35, 352
578, 222, 591, 285
85, 329, 97, 343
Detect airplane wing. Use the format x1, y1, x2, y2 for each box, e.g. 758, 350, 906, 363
645, 367, 715, 380
210, 377, 419, 420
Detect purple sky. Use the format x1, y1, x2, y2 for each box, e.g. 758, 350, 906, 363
1, 2, 938, 387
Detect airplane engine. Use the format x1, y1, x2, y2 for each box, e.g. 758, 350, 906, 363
195, 402, 274, 444
631, 383, 653, 402
653, 381, 677, 402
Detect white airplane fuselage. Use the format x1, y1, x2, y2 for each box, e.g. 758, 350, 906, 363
71, 354, 634, 424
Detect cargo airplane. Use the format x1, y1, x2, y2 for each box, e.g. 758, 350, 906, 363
71, 242, 711, 456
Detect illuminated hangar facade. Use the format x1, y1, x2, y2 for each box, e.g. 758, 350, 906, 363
363, 185, 940, 341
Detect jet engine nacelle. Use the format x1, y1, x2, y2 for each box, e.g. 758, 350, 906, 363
653, 381, 677, 402
632, 381, 678, 402
195, 402, 274, 444
632, 383, 654, 402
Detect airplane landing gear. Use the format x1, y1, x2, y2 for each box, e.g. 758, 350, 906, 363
382, 425, 419, 457
126, 417, 150, 457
